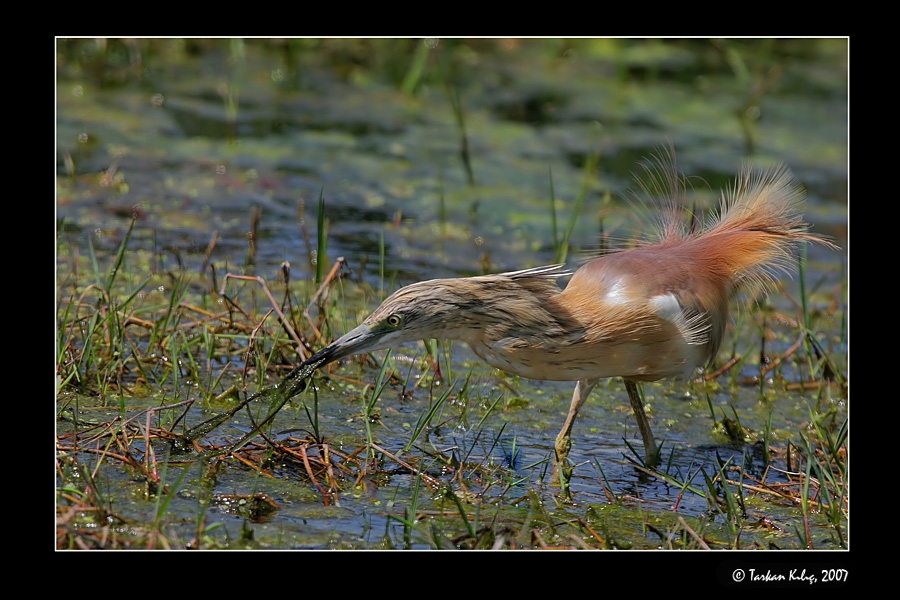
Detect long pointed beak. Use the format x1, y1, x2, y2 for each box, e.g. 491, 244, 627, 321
279, 323, 381, 398
301, 323, 381, 368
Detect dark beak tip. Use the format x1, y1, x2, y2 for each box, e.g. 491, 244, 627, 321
302, 349, 329, 367
300, 325, 369, 368
302, 343, 342, 368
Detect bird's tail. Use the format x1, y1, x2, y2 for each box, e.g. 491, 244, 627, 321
684, 164, 838, 295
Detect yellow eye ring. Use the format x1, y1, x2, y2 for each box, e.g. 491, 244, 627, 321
386, 314, 402, 327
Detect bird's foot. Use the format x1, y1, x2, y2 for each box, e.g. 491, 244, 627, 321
552, 434, 573, 497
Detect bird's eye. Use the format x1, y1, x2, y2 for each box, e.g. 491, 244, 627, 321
386, 314, 402, 327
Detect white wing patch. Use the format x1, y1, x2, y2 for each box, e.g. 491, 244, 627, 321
604, 280, 629, 305
649, 293, 711, 346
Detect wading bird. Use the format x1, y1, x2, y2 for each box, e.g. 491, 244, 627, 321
295, 158, 835, 473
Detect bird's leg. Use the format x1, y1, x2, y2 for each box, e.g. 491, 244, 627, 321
625, 379, 658, 466
554, 378, 599, 477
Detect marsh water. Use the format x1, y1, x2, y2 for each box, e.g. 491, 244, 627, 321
56, 39, 848, 550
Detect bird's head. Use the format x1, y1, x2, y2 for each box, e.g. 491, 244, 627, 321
301, 278, 475, 367
300, 265, 567, 371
